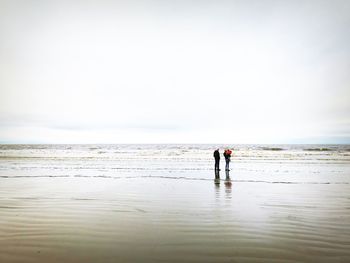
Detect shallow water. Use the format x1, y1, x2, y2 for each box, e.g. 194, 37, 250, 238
0, 144, 350, 262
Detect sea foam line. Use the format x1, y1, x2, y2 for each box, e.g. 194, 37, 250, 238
0, 174, 349, 185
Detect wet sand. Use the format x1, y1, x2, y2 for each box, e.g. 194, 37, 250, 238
1, 173, 349, 263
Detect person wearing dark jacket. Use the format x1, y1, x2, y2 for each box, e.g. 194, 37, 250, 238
213, 149, 220, 171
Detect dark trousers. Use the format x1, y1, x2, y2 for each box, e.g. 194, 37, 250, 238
214, 158, 220, 170
225, 158, 230, 170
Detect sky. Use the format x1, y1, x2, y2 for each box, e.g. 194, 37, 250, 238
0, 0, 349, 144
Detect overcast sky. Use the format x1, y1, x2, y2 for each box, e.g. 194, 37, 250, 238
0, 0, 349, 144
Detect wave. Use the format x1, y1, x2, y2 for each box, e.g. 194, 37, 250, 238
303, 148, 332, 151
261, 147, 284, 151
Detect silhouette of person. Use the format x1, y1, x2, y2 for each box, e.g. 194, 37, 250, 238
213, 149, 220, 171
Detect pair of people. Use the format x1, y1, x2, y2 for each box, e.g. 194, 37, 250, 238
213, 148, 232, 171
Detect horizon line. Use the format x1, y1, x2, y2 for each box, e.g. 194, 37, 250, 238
1, 142, 349, 145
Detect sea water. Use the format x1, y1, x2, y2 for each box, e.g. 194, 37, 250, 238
1, 144, 349, 182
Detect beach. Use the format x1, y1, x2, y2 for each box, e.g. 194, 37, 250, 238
0, 144, 350, 262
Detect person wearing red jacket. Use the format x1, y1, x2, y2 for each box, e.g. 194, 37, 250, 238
223, 149, 232, 171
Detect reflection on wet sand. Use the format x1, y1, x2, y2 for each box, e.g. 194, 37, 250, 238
214, 170, 232, 199
214, 169, 220, 185
214, 170, 220, 200
225, 170, 232, 197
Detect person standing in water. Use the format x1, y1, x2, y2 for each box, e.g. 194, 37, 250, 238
223, 149, 232, 171
213, 149, 220, 171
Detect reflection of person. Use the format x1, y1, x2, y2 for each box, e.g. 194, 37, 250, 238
215, 169, 220, 179
224, 170, 232, 196
213, 149, 220, 171
223, 149, 232, 171
225, 170, 232, 188
214, 169, 220, 185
